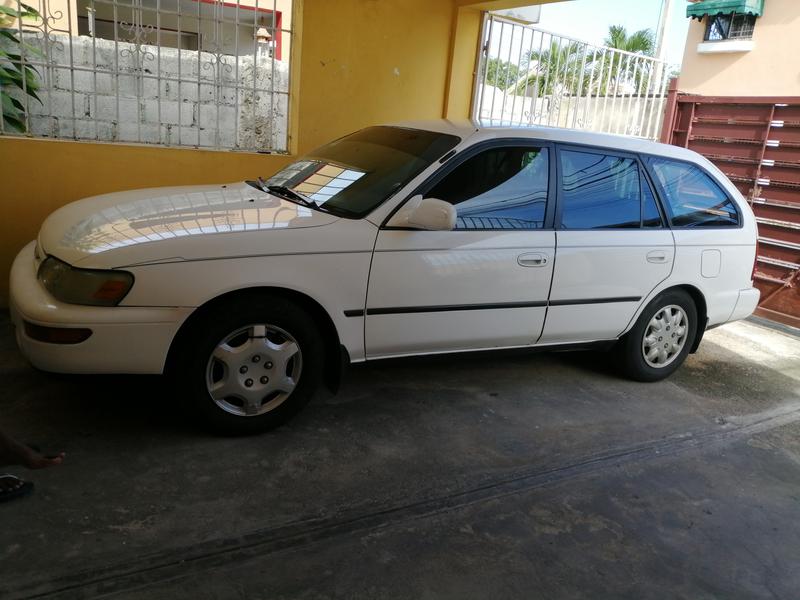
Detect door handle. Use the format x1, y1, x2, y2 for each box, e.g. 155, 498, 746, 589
646, 250, 669, 264
518, 253, 548, 267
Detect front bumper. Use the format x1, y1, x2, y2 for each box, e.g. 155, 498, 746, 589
9, 241, 192, 374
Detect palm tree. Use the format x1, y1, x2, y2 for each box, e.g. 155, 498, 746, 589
592, 26, 655, 96
604, 25, 654, 55
513, 40, 587, 97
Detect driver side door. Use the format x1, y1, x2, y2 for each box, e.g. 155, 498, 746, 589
364, 140, 557, 358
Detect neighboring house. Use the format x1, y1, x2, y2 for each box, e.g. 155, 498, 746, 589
44, 0, 292, 60
662, 0, 800, 328
679, 0, 798, 96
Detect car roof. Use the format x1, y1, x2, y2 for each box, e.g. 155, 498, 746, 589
388, 118, 701, 164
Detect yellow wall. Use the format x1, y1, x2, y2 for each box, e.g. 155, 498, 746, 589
445, 5, 483, 119
294, 0, 456, 153
678, 0, 800, 96
0, 0, 557, 305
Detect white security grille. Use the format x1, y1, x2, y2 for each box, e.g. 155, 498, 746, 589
474, 14, 677, 140
0, 0, 291, 152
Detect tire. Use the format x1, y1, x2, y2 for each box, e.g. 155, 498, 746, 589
617, 289, 698, 382
173, 293, 325, 434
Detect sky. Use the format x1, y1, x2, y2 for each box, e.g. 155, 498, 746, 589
509, 0, 691, 66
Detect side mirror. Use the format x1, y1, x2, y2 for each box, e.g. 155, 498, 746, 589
387, 195, 456, 231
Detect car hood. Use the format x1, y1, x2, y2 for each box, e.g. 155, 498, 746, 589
39, 182, 341, 268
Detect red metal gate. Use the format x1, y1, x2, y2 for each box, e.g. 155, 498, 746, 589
660, 80, 800, 329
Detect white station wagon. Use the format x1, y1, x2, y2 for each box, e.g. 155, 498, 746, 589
10, 121, 760, 433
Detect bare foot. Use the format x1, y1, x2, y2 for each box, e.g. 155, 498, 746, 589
24, 448, 65, 470
0, 428, 64, 469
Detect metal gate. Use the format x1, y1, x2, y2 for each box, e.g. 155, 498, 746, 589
473, 14, 674, 140
661, 83, 800, 328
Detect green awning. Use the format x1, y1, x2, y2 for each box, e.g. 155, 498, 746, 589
686, 0, 765, 20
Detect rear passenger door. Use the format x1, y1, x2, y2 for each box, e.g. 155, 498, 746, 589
540, 146, 674, 344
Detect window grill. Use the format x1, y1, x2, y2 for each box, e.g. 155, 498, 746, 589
0, 0, 292, 152
704, 12, 757, 41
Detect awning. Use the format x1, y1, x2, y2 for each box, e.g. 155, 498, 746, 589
686, 0, 765, 20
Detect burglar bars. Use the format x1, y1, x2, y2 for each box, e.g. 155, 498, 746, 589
0, 0, 291, 152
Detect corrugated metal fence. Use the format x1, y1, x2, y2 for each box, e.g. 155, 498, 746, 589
660, 81, 800, 328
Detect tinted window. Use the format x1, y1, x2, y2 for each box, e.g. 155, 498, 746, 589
559, 150, 641, 229
649, 158, 739, 227
261, 126, 460, 218
426, 146, 549, 230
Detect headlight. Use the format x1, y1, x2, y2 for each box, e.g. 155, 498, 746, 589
38, 256, 134, 306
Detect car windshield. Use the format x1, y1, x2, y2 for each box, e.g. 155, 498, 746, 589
255, 126, 461, 218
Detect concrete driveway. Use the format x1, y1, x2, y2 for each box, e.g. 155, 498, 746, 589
1, 312, 799, 600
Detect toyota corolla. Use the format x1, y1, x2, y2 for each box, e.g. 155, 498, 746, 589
9, 121, 760, 433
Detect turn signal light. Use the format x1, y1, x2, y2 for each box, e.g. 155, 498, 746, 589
92, 279, 131, 302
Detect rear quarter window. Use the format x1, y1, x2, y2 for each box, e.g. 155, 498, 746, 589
648, 158, 739, 228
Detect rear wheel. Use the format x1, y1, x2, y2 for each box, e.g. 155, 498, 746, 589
174, 294, 324, 434
618, 289, 698, 382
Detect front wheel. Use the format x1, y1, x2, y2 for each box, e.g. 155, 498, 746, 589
173, 294, 325, 434
617, 289, 698, 382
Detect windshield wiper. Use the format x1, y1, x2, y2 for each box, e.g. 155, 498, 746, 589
265, 184, 349, 216
265, 184, 317, 208
249, 178, 316, 207
249, 179, 350, 217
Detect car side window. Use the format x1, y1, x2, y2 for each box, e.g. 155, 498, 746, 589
425, 146, 549, 230
648, 158, 739, 227
559, 150, 643, 229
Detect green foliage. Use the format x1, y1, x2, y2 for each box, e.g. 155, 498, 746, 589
594, 26, 655, 95
603, 25, 654, 55
513, 40, 587, 96
484, 57, 522, 90
509, 25, 658, 98
1, 3, 43, 132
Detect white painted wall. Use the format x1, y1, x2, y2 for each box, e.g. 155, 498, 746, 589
23, 33, 290, 151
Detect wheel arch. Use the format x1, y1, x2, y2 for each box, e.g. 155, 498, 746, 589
675, 284, 708, 353
164, 286, 348, 392
621, 283, 708, 354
